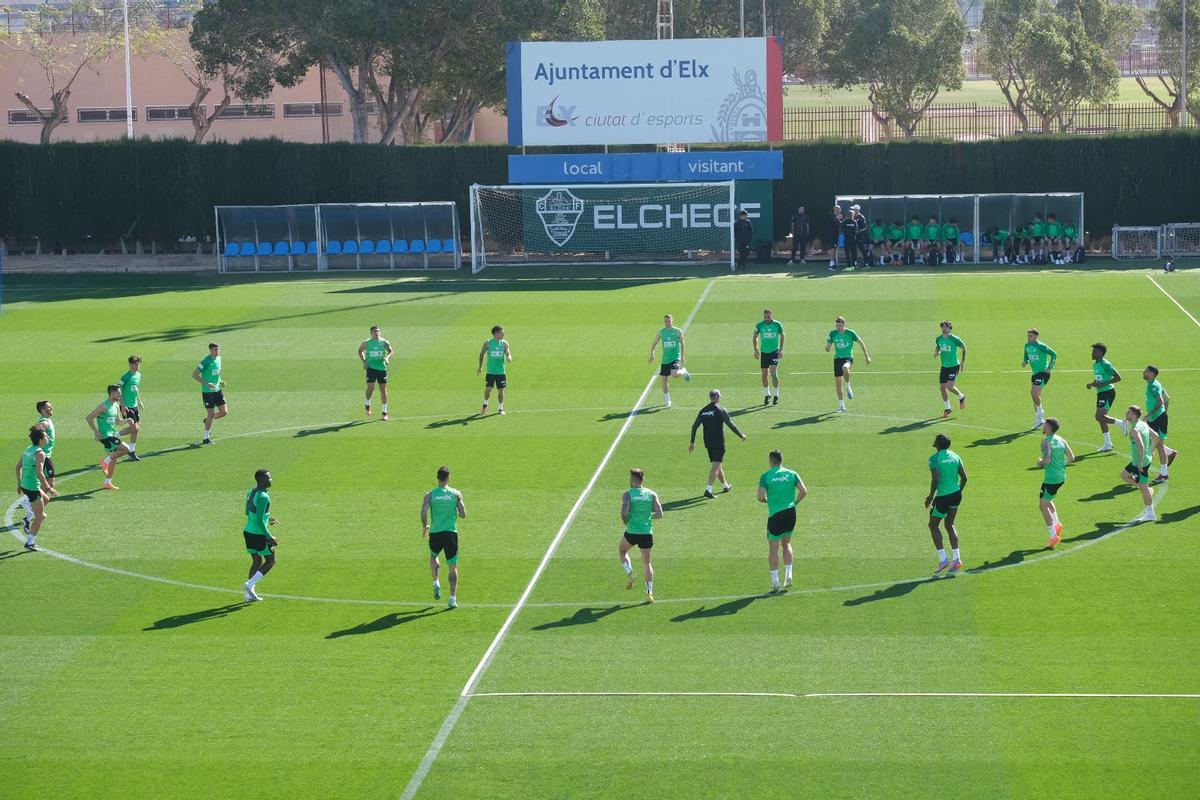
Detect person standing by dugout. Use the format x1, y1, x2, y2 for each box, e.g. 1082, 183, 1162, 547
788, 205, 809, 265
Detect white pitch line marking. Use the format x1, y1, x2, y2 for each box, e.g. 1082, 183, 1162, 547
468, 691, 801, 699
465, 691, 1199, 700
1147, 274, 1200, 329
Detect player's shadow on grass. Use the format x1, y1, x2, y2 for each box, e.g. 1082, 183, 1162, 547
843, 576, 941, 606
671, 595, 766, 621
141, 443, 204, 459
966, 430, 1032, 448
295, 421, 371, 437
531, 605, 636, 630
599, 407, 664, 422
879, 418, 942, 435
326, 607, 444, 638
729, 405, 770, 418
661, 495, 709, 512
144, 603, 248, 630
50, 488, 101, 502
1077, 484, 1137, 502
774, 413, 835, 428
0, 549, 32, 561
1073, 450, 1116, 462
426, 413, 495, 429
970, 547, 1046, 572
1158, 504, 1200, 523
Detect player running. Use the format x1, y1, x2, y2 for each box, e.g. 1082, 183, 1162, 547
934, 321, 966, 417
358, 325, 394, 420
1142, 366, 1177, 483
1022, 329, 1057, 430
118, 355, 144, 460
689, 389, 747, 499
421, 466, 467, 609
193, 342, 227, 444
1086, 343, 1122, 452
19, 401, 56, 534
1120, 406, 1156, 522
85, 385, 133, 490
757, 449, 807, 592
16, 426, 57, 551
648, 314, 689, 408
825, 316, 871, 413
1036, 418, 1075, 549
477, 325, 512, 416
753, 308, 784, 406
619, 468, 663, 603
925, 434, 967, 574
242, 469, 279, 602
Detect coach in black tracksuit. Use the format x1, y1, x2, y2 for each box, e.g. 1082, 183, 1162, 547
689, 388, 747, 498
734, 210, 753, 270
788, 206, 809, 264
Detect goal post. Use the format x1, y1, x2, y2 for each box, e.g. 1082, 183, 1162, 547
469, 182, 737, 273
1164, 223, 1200, 258
1111, 226, 1162, 260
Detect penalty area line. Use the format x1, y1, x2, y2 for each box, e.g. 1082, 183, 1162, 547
465, 691, 1199, 701
1148, 274, 1200, 329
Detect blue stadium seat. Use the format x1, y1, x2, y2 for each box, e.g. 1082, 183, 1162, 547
342, 240, 359, 254
426, 239, 442, 253
256, 242, 273, 257
273, 241, 290, 256
224, 242, 240, 257
409, 239, 426, 253
443, 238, 456, 253
305, 241, 318, 255
326, 240, 342, 254
375, 239, 392, 254
392, 240, 409, 253
959, 231, 974, 246
290, 242, 306, 256
239, 242, 257, 257
359, 240, 375, 254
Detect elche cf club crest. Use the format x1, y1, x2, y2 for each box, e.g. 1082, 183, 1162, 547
711, 68, 767, 142
536, 188, 584, 247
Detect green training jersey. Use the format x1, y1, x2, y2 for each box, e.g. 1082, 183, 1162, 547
97, 399, 120, 438
941, 223, 960, 243
759, 466, 802, 516
906, 222, 923, 241
198, 354, 222, 392
429, 486, 460, 533
827, 328, 860, 359
244, 487, 271, 535
870, 224, 885, 240
1145, 380, 1166, 421
994, 229, 1010, 244
1030, 220, 1046, 237
1092, 359, 1117, 392
119, 369, 141, 409
659, 327, 681, 364
936, 334, 965, 368
37, 416, 54, 457
20, 444, 41, 491
928, 450, 963, 496
363, 338, 391, 371
1063, 224, 1077, 241
1130, 420, 1152, 468
925, 223, 941, 241
625, 486, 656, 534
1024, 341, 1056, 374
1046, 220, 1062, 238
1042, 434, 1068, 484
888, 224, 904, 240
485, 339, 507, 374
755, 320, 784, 354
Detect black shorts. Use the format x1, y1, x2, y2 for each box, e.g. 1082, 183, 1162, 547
243, 531, 277, 556
123, 407, 140, 423
834, 357, 853, 377
1031, 236, 1044, 245
659, 359, 680, 377
1031, 372, 1051, 387
1040, 482, 1064, 501
1096, 389, 1116, 410
428, 530, 459, 560
889, 238, 903, 247
623, 532, 654, 550
43, 458, 55, 479
931, 490, 962, 517
939, 366, 959, 384
1124, 463, 1150, 483
485, 373, 507, 389
100, 436, 122, 452
202, 390, 226, 409
760, 351, 780, 369
1147, 413, 1168, 436
871, 239, 884, 247
705, 443, 725, 463
365, 367, 388, 384
767, 507, 797, 537
22, 488, 42, 503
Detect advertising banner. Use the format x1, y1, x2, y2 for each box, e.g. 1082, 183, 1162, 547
507, 151, 784, 184
507, 37, 784, 146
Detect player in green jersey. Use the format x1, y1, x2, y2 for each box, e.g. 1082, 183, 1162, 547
358, 325, 394, 420
1036, 418, 1075, 549
118, 355, 144, 460
477, 325, 512, 416
1142, 365, 1177, 483
1120, 406, 1157, 522
15, 426, 57, 551
192, 342, 227, 444
1022, 328, 1057, 429
991, 227, 1010, 263
648, 314, 689, 408
753, 308, 785, 406
1062, 222, 1079, 263
620, 468, 664, 603
869, 218, 886, 266
242, 469, 279, 602
905, 215, 924, 265
925, 434, 967, 574
825, 316, 871, 412
924, 215, 942, 265
421, 466, 467, 608
85, 385, 133, 490
1046, 213, 1064, 263
19, 401, 57, 534
887, 220, 905, 265
1029, 212, 1046, 264
1086, 343, 1122, 451
942, 218, 961, 264
934, 321, 967, 417
757, 450, 807, 592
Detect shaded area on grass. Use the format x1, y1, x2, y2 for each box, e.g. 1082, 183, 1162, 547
326, 607, 443, 638
145, 603, 248, 630
671, 594, 769, 621
531, 605, 638, 631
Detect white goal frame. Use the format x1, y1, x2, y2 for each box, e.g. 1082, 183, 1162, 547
1111, 226, 1163, 260
1164, 223, 1200, 258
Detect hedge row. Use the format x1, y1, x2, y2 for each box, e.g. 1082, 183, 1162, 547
1, 132, 1197, 250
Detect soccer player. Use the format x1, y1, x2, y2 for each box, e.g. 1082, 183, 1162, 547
1143, 365, 1177, 483
757, 449, 807, 592
887, 220, 905, 265
15, 426, 57, 551
753, 308, 784, 406
1022, 328, 1057, 429
619, 468, 663, 603
924, 214, 942, 266
85, 385, 132, 490
689, 389, 747, 498
477, 325, 512, 416
358, 325, 394, 420
925, 434, 967, 574
421, 465, 467, 609
1046, 213, 1063, 263
1120, 406, 1156, 522
192, 342, 227, 444
118, 355, 143, 460
1029, 212, 1046, 264
934, 321, 967, 417
1036, 417, 1075, 549
991, 226, 1009, 263
828, 205, 843, 271
1086, 343, 1122, 451
869, 218, 886, 266
1062, 220, 1079, 263
242, 469, 279, 602
648, 314, 689, 408
942, 217, 961, 264
825, 316, 871, 412
841, 205, 863, 270
905, 214, 923, 265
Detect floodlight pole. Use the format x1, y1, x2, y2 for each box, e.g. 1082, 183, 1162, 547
740, 0, 745, 36
122, 0, 133, 138
1182, 0, 1190, 129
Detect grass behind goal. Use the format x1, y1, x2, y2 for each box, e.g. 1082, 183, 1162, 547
0, 267, 1197, 799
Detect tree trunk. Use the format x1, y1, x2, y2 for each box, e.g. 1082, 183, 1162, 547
189, 83, 212, 143
16, 89, 69, 145
326, 57, 369, 144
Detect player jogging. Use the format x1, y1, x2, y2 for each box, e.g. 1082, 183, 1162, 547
825, 316, 871, 412
193, 342, 227, 444
925, 434, 966, 574
242, 469, 279, 602
118, 355, 144, 460
1086, 343, 1122, 451
689, 389, 747, 498
85, 385, 132, 490
619, 468, 663, 603
1142, 366, 1177, 483
1022, 329, 1057, 430
649, 314, 689, 408
478, 325, 512, 416
753, 308, 784, 406
1036, 418, 1075, 549
421, 466, 467, 609
16, 426, 57, 551
757, 449, 807, 592
358, 325, 394, 420
20, 401, 56, 534
934, 321, 966, 417
1120, 406, 1156, 522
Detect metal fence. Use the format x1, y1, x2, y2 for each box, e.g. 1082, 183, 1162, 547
1, 2, 192, 35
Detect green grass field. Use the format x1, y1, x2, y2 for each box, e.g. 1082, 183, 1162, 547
785, 76, 1157, 108
1, 263, 1198, 799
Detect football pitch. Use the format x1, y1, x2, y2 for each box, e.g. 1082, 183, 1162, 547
1, 263, 1197, 799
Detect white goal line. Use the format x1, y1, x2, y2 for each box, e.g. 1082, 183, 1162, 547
467, 691, 1200, 700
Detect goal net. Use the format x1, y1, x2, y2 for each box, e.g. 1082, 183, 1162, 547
469, 182, 736, 272
1164, 223, 1200, 258
1111, 226, 1162, 260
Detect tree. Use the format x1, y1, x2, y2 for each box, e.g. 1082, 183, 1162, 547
1135, 0, 1200, 126
822, 0, 966, 139
979, 0, 1038, 130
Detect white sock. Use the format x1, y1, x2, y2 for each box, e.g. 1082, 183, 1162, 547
769, 569, 779, 587
945, 401, 952, 410
103, 477, 112, 486
1103, 432, 1112, 445
1048, 525, 1056, 537
498, 403, 504, 411
723, 482, 732, 490
482, 400, 488, 408
772, 387, 779, 397
433, 579, 440, 589
622, 560, 632, 575
664, 393, 671, 404
381, 404, 388, 413
1051, 512, 1060, 525
365, 398, 371, 408
19, 496, 32, 515
203, 428, 211, 439
246, 571, 264, 588
705, 484, 713, 493
838, 401, 846, 409
102, 456, 112, 466
937, 548, 946, 562
449, 594, 457, 602
128, 443, 136, 453
764, 387, 771, 397
26, 534, 35, 546
784, 564, 793, 580
952, 548, 960, 561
